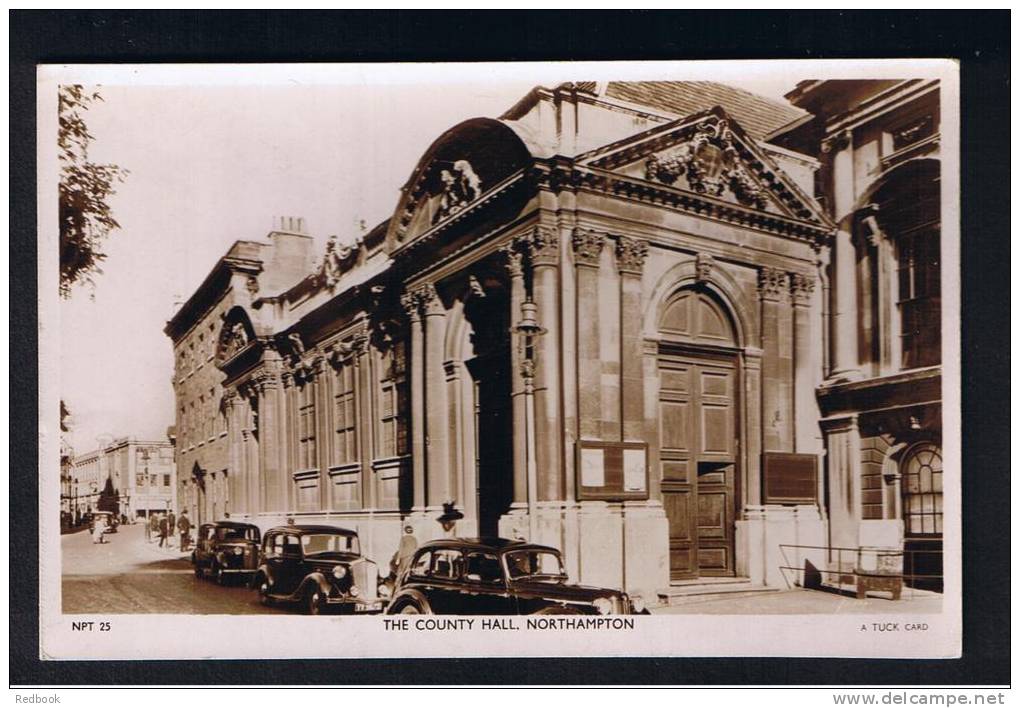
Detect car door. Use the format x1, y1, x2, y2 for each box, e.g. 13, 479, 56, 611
423, 548, 466, 614
196, 525, 214, 566
273, 534, 305, 596
461, 550, 514, 615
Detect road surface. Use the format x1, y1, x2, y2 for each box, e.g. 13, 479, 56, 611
62, 523, 286, 614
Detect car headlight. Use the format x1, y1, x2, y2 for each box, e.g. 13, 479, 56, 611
630, 594, 645, 614
349, 585, 359, 597
332, 566, 347, 580
232, 547, 243, 556
593, 597, 613, 615
378, 583, 392, 599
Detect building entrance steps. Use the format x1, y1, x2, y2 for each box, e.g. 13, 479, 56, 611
656, 577, 779, 607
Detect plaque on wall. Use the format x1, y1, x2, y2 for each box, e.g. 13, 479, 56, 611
762, 452, 819, 505
576, 441, 649, 501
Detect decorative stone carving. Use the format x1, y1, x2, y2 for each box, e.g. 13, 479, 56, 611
432, 159, 482, 225
222, 321, 249, 359
695, 252, 715, 283
821, 129, 852, 155
253, 368, 279, 392
287, 332, 305, 360
246, 275, 260, 297
757, 266, 788, 301
644, 118, 767, 209
501, 243, 525, 279
527, 225, 560, 266
571, 228, 605, 267
400, 282, 441, 319
467, 275, 486, 299
317, 234, 359, 288
615, 235, 649, 274
790, 272, 816, 305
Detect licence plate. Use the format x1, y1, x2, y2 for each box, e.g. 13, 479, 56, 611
355, 601, 382, 613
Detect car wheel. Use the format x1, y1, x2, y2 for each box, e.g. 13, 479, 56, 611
307, 588, 325, 616
257, 578, 273, 606
399, 602, 422, 615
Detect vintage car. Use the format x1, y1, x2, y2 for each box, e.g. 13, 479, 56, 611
386, 537, 648, 615
192, 521, 262, 585
89, 511, 119, 534
253, 525, 388, 615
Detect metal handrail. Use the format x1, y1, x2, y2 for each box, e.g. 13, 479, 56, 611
777, 543, 943, 600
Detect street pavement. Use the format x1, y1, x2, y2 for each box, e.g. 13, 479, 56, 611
649, 588, 942, 614
62, 523, 286, 614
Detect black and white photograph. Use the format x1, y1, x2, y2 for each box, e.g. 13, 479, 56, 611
36, 58, 962, 661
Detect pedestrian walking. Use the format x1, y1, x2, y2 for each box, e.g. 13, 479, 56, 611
158, 513, 169, 548
167, 511, 176, 548
144, 513, 151, 542
178, 511, 192, 552
148, 513, 160, 543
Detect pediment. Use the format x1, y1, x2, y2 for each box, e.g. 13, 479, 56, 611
387, 118, 535, 251
578, 107, 828, 226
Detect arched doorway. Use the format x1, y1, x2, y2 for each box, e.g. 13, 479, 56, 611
450, 273, 514, 538
657, 286, 741, 580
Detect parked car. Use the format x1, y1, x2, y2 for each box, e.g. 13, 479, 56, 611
192, 521, 261, 585
89, 511, 119, 534
386, 537, 648, 615
253, 525, 388, 615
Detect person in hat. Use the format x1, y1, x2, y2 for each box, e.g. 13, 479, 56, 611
437, 501, 464, 538
394, 524, 419, 578
177, 510, 192, 552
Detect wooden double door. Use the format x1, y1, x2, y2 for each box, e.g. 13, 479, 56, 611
658, 352, 739, 580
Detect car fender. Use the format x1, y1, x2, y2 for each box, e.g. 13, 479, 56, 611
387, 588, 433, 615
298, 573, 332, 598
255, 565, 274, 588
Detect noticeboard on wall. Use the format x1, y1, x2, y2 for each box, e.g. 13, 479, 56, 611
762, 452, 819, 505
576, 441, 649, 501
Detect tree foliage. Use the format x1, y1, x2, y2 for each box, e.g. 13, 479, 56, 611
59, 85, 128, 298
97, 476, 120, 514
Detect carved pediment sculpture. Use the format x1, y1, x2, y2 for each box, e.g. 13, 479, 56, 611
222, 320, 249, 359
432, 159, 482, 225
644, 119, 768, 209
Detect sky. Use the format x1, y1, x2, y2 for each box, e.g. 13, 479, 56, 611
58, 74, 799, 453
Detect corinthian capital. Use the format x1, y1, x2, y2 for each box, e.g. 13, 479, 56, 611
757, 266, 788, 301
615, 235, 649, 274
790, 272, 816, 305
571, 228, 605, 268
528, 225, 560, 266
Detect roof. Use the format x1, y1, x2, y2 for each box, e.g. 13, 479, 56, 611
603, 81, 808, 140
266, 524, 358, 536
207, 520, 260, 530
420, 537, 559, 553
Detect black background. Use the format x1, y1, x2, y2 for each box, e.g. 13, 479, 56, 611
10, 10, 1010, 686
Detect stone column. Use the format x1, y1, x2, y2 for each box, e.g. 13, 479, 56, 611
758, 267, 791, 452
255, 363, 283, 513
352, 332, 373, 510
616, 236, 649, 442
742, 347, 764, 507
529, 226, 564, 502
824, 130, 861, 382
223, 389, 244, 515
401, 289, 427, 511
419, 282, 451, 508
821, 414, 861, 556
503, 243, 528, 505
572, 228, 605, 442
791, 273, 821, 455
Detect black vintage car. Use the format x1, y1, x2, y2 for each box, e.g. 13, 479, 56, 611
253, 525, 387, 615
192, 521, 261, 585
386, 538, 647, 615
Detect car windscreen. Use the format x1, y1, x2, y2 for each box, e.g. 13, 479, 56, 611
504, 549, 567, 579
301, 533, 359, 556
218, 527, 254, 541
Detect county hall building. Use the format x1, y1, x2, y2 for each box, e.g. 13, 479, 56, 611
166, 80, 943, 601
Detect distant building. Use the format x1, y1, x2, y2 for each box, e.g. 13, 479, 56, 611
68, 438, 176, 519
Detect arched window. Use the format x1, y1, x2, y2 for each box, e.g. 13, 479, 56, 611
897, 225, 941, 368
659, 287, 738, 347
901, 442, 942, 536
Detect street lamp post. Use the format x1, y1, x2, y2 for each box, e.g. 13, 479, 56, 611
513, 298, 545, 542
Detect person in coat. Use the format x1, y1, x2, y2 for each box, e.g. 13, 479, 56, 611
158, 514, 169, 548
177, 511, 192, 552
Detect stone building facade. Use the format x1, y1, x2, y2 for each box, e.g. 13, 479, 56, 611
68, 438, 176, 519
778, 79, 944, 587
166, 81, 945, 598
